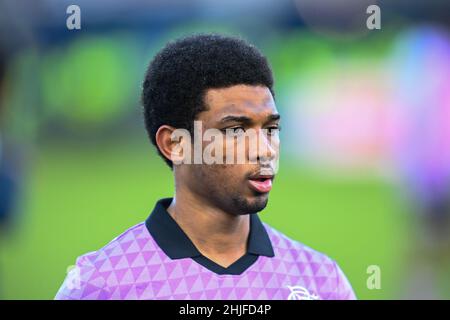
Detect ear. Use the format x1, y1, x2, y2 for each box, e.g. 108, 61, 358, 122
155, 125, 178, 164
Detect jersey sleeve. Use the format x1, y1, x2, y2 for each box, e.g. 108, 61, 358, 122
54, 254, 110, 300
331, 260, 357, 300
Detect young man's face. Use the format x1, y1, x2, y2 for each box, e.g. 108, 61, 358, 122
179, 84, 280, 216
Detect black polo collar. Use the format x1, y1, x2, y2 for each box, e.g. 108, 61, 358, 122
145, 198, 274, 275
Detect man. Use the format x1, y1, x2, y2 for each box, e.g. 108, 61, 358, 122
55, 34, 355, 300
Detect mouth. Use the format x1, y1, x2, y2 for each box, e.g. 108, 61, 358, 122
247, 174, 274, 193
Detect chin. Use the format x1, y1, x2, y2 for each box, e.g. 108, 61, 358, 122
231, 193, 269, 215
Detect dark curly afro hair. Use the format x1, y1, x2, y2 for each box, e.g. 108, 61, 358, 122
142, 33, 275, 168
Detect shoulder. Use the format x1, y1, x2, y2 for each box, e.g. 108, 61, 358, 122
263, 222, 334, 264
262, 223, 356, 300
55, 222, 157, 300
76, 222, 155, 268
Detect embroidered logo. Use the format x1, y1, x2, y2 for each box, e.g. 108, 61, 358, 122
287, 285, 320, 300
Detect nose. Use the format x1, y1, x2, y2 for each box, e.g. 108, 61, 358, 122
256, 130, 278, 164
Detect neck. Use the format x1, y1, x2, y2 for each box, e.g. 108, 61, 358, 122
167, 186, 250, 268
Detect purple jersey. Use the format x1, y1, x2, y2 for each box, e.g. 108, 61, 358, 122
55, 198, 355, 300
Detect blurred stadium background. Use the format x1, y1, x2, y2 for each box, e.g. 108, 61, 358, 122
1, 0, 450, 299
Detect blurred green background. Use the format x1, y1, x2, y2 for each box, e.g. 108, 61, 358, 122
1, 0, 449, 300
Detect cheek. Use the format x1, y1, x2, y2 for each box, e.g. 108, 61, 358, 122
204, 164, 247, 187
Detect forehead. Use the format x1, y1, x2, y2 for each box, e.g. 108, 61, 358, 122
201, 85, 277, 120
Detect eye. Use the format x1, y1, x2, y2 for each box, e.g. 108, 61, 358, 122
222, 127, 246, 135
232, 127, 245, 134
266, 126, 281, 135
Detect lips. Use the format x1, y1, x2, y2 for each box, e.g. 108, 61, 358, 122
248, 174, 274, 193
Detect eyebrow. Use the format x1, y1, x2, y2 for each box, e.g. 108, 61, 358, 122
267, 114, 281, 121
219, 115, 252, 124
219, 114, 280, 124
